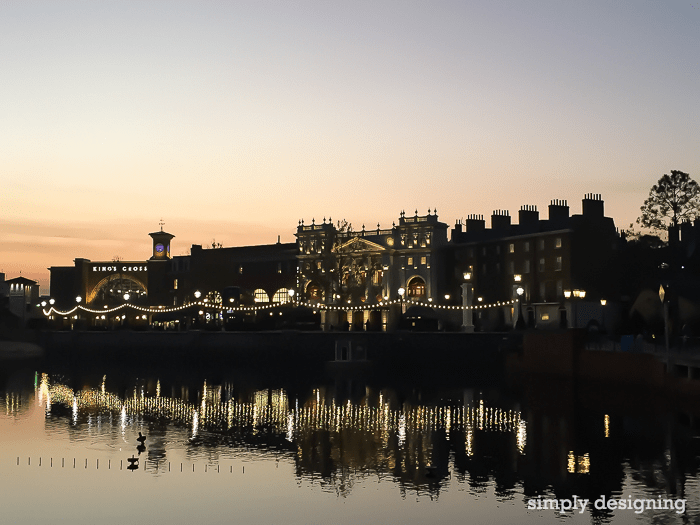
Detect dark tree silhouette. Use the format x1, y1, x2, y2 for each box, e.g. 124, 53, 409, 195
638, 170, 700, 232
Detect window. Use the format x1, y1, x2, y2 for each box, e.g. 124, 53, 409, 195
307, 284, 323, 300
557, 280, 563, 297
372, 270, 382, 286
524, 260, 530, 274
482, 264, 487, 274
277, 263, 282, 274
238, 265, 243, 274
421, 256, 427, 265
508, 261, 515, 274
482, 247, 487, 256
407, 257, 413, 266
173, 279, 178, 290
272, 288, 287, 303
316, 261, 322, 270
556, 256, 562, 271
496, 263, 500, 273
555, 237, 562, 248
254, 289, 268, 303
539, 258, 545, 272
539, 282, 546, 301
524, 242, 530, 252
538, 239, 545, 250
509, 243, 515, 253
496, 245, 501, 255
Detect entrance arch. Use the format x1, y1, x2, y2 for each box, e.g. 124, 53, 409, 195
88, 275, 147, 304
407, 276, 427, 299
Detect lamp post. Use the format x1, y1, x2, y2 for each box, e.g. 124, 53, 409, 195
659, 284, 669, 360
461, 272, 474, 332
516, 287, 525, 330
398, 287, 405, 314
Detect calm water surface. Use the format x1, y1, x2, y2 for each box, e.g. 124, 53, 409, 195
1, 361, 699, 524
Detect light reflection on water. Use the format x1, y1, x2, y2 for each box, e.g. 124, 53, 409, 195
1, 371, 699, 524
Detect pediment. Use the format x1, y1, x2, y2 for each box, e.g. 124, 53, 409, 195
334, 236, 387, 253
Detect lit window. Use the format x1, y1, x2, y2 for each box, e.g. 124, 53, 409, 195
277, 263, 282, 274
407, 257, 413, 266
238, 266, 243, 274
509, 243, 515, 253
254, 289, 268, 303
316, 261, 322, 270
555, 237, 562, 248
307, 284, 323, 300
272, 289, 287, 303
421, 256, 427, 265
556, 256, 562, 271
173, 279, 178, 290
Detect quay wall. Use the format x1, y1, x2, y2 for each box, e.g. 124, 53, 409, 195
35, 330, 514, 384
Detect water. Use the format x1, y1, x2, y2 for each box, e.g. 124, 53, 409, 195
1, 362, 699, 524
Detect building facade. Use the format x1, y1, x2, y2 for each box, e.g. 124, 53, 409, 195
48, 194, 621, 331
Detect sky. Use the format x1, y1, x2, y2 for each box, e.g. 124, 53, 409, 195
2, 0, 698, 292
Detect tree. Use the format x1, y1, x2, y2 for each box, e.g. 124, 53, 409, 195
638, 170, 700, 232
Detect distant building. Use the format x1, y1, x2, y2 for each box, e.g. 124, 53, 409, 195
5, 276, 40, 325
448, 194, 620, 330
47, 194, 621, 332
295, 211, 449, 330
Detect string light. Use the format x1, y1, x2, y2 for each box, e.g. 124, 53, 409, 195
43, 296, 515, 318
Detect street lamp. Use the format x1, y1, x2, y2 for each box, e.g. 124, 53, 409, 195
398, 287, 405, 314
76, 296, 82, 303
515, 287, 525, 330
123, 293, 130, 301
194, 290, 201, 299
461, 271, 474, 332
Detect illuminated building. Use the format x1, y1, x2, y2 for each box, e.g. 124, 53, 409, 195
449, 194, 620, 330
47, 194, 621, 331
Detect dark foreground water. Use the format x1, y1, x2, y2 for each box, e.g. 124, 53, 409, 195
1, 359, 699, 524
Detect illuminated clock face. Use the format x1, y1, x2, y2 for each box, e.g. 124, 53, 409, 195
155, 244, 165, 254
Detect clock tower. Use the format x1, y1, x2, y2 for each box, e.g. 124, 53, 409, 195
149, 220, 174, 261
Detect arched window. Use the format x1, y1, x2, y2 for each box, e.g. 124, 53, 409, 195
307, 283, 324, 301
254, 289, 269, 303
407, 277, 426, 298
272, 288, 288, 303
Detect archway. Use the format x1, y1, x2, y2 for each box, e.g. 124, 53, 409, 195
407, 276, 427, 300
88, 275, 147, 305
306, 282, 324, 301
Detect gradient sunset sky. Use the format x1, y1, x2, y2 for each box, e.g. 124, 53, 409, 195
2, 1, 698, 292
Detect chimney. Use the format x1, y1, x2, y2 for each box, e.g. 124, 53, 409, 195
582, 193, 604, 218
491, 210, 511, 231
548, 199, 570, 222
518, 205, 539, 227
465, 214, 485, 233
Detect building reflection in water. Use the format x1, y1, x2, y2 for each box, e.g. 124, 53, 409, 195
6, 370, 700, 516
29, 373, 526, 495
